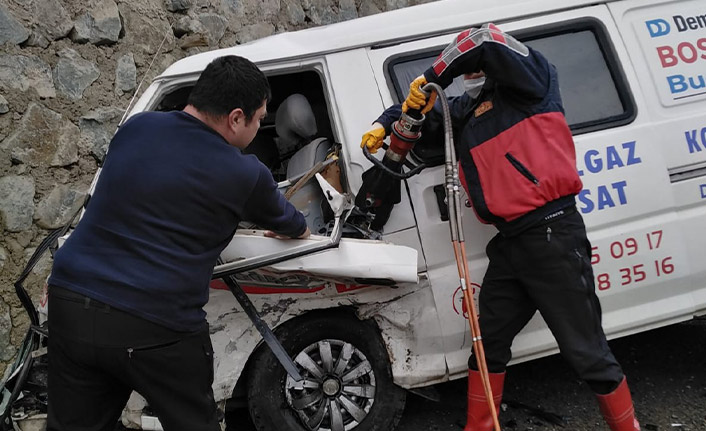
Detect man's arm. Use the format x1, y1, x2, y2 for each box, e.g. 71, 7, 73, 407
371, 95, 473, 146
424, 23, 551, 102
241, 163, 309, 239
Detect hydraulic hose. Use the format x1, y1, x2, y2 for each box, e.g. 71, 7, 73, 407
423, 82, 501, 431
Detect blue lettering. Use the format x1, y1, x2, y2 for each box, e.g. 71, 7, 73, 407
606, 146, 625, 170
685, 129, 703, 153
646, 18, 670, 37
622, 141, 642, 165
701, 184, 706, 199
579, 182, 629, 214
597, 186, 616, 210
612, 181, 628, 205
585, 149, 602, 173
689, 75, 706, 90
668, 75, 688, 93
578, 189, 594, 214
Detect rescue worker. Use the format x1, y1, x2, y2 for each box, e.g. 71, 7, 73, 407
361, 24, 640, 431
47, 55, 309, 431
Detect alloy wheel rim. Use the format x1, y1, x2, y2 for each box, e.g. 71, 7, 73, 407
285, 339, 376, 431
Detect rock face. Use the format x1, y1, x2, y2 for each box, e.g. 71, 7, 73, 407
33, 0, 74, 41
0, 3, 29, 45
0, 176, 35, 233
0, 0, 433, 374
115, 53, 137, 95
71, 0, 123, 45
35, 185, 87, 229
0, 54, 55, 98
53, 48, 101, 100
1, 103, 80, 167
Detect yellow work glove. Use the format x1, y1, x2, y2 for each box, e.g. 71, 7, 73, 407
402, 75, 437, 114
360, 124, 386, 154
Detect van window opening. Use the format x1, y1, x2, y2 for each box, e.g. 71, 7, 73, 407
387, 20, 636, 141
153, 70, 336, 183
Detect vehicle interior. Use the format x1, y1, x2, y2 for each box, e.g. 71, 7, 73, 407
153, 70, 361, 237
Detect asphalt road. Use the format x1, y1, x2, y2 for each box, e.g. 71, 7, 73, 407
227, 318, 706, 431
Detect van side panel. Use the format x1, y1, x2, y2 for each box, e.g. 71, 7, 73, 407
609, 0, 706, 315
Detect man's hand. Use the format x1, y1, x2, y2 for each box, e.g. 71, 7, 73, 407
402, 75, 437, 114
264, 227, 311, 240
360, 123, 386, 154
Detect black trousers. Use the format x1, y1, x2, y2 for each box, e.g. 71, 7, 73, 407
47, 286, 220, 431
469, 210, 624, 394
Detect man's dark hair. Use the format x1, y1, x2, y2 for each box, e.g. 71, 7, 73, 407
187, 55, 271, 121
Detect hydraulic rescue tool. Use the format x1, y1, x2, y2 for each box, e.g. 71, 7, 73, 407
355, 108, 426, 230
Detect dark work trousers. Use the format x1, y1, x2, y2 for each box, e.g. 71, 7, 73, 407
47, 286, 220, 431
469, 209, 625, 394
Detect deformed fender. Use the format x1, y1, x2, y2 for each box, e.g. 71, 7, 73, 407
203, 273, 448, 402
357, 274, 449, 389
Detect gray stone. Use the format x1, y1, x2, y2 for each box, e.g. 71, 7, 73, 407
24, 246, 52, 277
165, 0, 192, 13
359, 2, 382, 16
339, 0, 357, 21
0, 95, 7, 114
197, 13, 226, 44
282, 0, 305, 25
115, 53, 136, 94
71, 14, 92, 43
0, 54, 55, 98
0, 103, 80, 167
236, 23, 275, 44
222, 0, 279, 19
0, 175, 35, 232
119, 3, 176, 55
35, 185, 87, 229
0, 246, 6, 273
25, 31, 51, 48
386, 0, 409, 10
79, 107, 123, 160
260, 0, 281, 18
0, 3, 29, 45
0, 302, 14, 362
71, 0, 122, 45
303, 0, 336, 25
173, 16, 205, 37
33, 0, 73, 40
53, 48, 100, 100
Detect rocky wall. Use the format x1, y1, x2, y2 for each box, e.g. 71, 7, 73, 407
0, 0, 438, 373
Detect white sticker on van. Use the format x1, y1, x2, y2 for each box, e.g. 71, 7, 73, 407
635, 5, 706, 105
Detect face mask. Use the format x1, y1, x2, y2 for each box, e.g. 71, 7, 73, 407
463, 77, 486, 99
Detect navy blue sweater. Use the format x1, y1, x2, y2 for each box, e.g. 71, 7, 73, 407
49, 111, 307, 332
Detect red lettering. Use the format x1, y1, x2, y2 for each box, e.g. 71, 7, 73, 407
657, 45, 678, 67
677, 41, 698, 64
699, 38, 706, 60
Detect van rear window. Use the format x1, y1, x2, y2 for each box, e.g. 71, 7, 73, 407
388, 20, 635, 135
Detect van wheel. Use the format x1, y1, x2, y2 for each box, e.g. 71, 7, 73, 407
246, 313, 406, 431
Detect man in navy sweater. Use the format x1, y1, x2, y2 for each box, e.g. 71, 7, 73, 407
47, 55, 309, 430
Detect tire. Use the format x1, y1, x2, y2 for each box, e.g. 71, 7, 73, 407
246, 312, 406, 431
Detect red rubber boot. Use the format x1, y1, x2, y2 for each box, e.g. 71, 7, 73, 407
596, 377, 641, 431
463, 369, 505, 431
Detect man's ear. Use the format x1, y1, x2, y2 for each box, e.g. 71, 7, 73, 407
228, 108, 246, 130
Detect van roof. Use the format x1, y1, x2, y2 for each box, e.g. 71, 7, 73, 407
160, 0, 617, 78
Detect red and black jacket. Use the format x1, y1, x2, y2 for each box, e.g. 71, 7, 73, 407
376, 24, 582, 236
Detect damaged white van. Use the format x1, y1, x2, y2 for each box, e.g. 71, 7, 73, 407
7, 0, 706, 429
